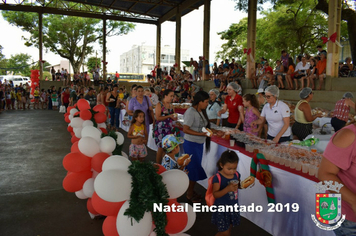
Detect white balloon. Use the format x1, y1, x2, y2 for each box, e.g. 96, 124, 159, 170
99, 136, 116, 154
115, 132, 125, 145
69, 114, 74, 121
161, 170, 189, 199
94, 170, 131, 202
121, 151, 128, 159
71, 117, 84, 128
81, 126, 101, 143
75, 189, 88, 199
117, 201, 152, 236
78, 137, 100, 157
178, 203, 196, 233
83, 178, 95, 198
74, 127, 82, 138
70, 108, 78, 115
149, 232, 157, 236
92, 170, 99, 178
102, 155, 131, 172
97, 122, 107, 128
82, 120, 94, 127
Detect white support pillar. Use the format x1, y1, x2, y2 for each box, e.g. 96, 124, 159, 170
203, 0, 211, 81
175, 7, 181, 73
326, 0, 341, 77
246, 0, 257, 80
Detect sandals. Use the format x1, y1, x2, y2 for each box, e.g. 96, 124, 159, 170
186, 192, 203, 203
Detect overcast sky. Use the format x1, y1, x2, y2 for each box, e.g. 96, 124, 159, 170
0, 0, 268, 73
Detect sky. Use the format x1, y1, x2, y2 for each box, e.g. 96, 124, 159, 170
0, 0, 268, 73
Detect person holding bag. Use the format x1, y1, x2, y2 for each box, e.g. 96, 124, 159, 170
128, 85, 155, 136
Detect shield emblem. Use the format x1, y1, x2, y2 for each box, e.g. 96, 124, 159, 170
315, 193, 342, 224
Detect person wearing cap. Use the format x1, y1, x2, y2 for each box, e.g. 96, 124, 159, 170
331, 92, 355, 132
207, 89, 222, 126
251, 85, 292, 143
161, 134, 190, 171
217, 82, 244, 130
292, 88, 322, 140
315, 52, 327, 90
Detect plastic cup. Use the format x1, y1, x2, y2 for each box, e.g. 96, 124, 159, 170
230, 140, 235, 147
302, 163, 309, 173
295, 161, 302, 171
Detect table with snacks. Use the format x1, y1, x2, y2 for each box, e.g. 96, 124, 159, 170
172, 103, 191, 115
147, 121, 334, 236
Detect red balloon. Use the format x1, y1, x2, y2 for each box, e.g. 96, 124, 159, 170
154, 164, 166, 174
102, 216, 120, 236
74, 111, 80, 117
71, 141, 79, 153
91, 152, 110, 172
94, 112, 107, 123
80, 109, 92, 120
87, 198, 99, 215
65, 115, 71, 123
165, 200, 188, 234
67, 125, 73, 133
63, 152, 91, 172
77, 99, 90, 111
100, 127, 108, 134
93, 104, 106, 113
92, 192, 125, 216
71, 135, 80, 143
62, 171, 92, 192
70, 131, 74, 136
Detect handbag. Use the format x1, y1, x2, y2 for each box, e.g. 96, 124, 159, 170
144, 96, 153, 124
59, 105, 66, 113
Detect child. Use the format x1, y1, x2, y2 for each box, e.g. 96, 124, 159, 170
127, 110, 148, 162
16, 89, 22, 110
40, 89, 47, 109
10, 88, 16, 110
161, 134, 190, 170
118, 88, 124, 100
51, 91, 58, 110
242, 94, 261, 136
212, 150, 241, 236
33, 87, 40, 109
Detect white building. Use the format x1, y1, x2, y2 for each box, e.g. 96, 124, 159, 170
120, 44, 190, 75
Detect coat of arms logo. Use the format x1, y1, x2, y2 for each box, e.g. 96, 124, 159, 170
311, 181, 346, 230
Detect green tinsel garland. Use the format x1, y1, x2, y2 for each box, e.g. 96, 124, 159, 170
125, 161, 169, 236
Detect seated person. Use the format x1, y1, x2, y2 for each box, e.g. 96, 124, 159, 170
315, 53, 327, 90
339, 57, 353, 77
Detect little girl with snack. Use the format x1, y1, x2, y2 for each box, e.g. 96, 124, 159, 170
127, 109, 148, 162
242, 94, 260, 136
212, 150, 242, 236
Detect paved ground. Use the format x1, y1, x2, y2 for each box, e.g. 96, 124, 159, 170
0, 109, 272, 236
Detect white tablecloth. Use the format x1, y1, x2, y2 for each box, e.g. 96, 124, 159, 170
147, 132, 334, 236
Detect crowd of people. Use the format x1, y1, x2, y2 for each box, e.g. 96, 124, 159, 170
1, 49, 356, 235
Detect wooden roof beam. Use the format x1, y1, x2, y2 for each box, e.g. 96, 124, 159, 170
158, 0, 201, 24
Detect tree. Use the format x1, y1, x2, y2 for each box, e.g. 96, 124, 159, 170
0, 45, 7, 75
87, 57, 101, 73
2, 9, 135, 73
233, 0, 356, 63
218, 0, 347, 64
6, 53, 32, 76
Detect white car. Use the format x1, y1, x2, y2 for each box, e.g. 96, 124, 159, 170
0, 75, 32, 87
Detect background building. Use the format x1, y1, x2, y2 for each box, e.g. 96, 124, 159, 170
120, 44, 190, 75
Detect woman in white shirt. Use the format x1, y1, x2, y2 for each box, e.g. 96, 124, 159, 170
207, 89, 221, 126
251, 85, 292, 143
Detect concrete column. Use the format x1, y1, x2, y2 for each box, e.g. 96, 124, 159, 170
175, 7, 181, 73
39, 12, 43, 81
246, 0, 257, 80
156, 23, 161, 67
103, 17, 107, 81
326, 0, 341, 77
203, 0, 211, 81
